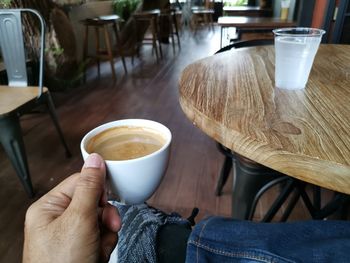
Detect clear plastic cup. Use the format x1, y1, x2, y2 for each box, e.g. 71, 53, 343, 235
273, 28, 325, 90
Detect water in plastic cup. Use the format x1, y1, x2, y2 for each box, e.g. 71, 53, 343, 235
273, 28, 325, 90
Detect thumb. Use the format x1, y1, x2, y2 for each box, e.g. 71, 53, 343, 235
70, 153, 106, 215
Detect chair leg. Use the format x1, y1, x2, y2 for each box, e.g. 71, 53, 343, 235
246, 176, 290, 220
170, 29, 176, 55
94, 26, 101, 78
261, 178, 296, 222
0, 115, 34, 197
113, 22, 127, 74
83, 24, 89, 83
44, 92, 71, 158
103, 25, 116, 81
172, 13, 181, 49
154, 18, 163, 59
210, 14, 214, 31
193, 16, 198, 34
150, 19, 159, 61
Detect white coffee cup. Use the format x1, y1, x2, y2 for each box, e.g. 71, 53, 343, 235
80, 119, 172, 204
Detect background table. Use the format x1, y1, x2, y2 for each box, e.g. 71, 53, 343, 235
223, 6, 272, 17
179, 45, 350, 212
218, 16, 296, 47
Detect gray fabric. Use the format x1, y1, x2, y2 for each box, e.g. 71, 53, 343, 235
111, 202, 190, 263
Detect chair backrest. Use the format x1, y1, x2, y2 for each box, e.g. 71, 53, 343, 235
0, 9, 45, 97
215, 39, 274, 54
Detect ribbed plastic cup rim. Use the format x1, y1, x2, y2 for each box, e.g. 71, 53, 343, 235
273, 27, 326, 37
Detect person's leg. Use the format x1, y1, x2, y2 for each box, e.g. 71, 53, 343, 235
186, 217, 350, 263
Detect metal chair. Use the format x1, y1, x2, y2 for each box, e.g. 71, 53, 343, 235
0, 9, 71, 197
216, 38, 275, 55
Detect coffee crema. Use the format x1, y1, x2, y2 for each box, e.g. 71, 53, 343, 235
86, 126, 166, 161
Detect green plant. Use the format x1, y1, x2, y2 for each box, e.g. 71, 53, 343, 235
224, 0, 248, 7
47, 59, 89, 92
0, 0, 12, 8
113, 0, 141, 21
45, 46, 64, 57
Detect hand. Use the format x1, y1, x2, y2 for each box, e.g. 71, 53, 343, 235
23, 153, 121, 263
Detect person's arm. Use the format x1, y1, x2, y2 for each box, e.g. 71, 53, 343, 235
23, 153, 121, 263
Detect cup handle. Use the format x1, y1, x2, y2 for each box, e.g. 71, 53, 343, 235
106, 178, 123, 203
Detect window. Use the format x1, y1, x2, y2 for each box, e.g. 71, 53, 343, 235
224, 0, 248, 6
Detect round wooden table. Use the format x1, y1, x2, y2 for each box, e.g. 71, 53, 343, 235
179, 44, 350, 218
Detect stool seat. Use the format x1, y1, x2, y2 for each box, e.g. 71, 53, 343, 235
81, 14, 122, 25
192, 9, 214, 14
98, 14, 121, 21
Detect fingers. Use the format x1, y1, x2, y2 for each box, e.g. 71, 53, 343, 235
100, 230, 118, 263
98, 204, 121, 262
102, 203, 122, 232
26, 173, 81, 227
70, 153, 106, 215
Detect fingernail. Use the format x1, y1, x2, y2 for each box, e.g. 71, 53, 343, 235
84, 153, 103, 169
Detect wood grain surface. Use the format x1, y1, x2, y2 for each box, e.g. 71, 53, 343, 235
179, 44, 350, 194
0, 86, 47, 115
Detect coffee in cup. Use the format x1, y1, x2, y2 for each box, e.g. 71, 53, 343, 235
86, 126, 166, 161
81, 119, 172, 204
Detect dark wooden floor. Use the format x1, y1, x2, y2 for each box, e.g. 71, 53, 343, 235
0, 27, 333, 262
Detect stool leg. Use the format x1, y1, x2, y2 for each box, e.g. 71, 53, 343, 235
83, 24, 89, 82
173, 13, 181, 49
169, 15, 176, 55
154, 16, 163, 59
94, 26, 101, 78
113, 22, 127, 74
132, 19, 138, 64
191, 15, 196, 33
103, 25, 116, 81
0, 115, 34, 197
150, 18, 159, 61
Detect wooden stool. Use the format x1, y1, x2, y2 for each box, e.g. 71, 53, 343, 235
160, 8, 181, 54
133, 9, 162, 61
191, 8, 214, 33
81, 15, 127, 81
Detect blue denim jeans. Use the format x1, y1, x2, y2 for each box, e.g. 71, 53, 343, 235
186, 217, 350, 263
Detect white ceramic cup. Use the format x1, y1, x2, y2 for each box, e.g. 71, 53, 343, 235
80, 119, 172, 204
